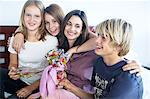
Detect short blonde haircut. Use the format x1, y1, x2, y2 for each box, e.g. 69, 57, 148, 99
19, 0, 46, 41
95, 19, 133, 56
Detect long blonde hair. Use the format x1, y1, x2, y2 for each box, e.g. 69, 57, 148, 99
95, 19, 133, 56
19, 0, 46, 41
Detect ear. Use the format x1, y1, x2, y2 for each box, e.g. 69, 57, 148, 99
116, 45, 122, 52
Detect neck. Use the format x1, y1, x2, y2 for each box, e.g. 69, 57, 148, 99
68, 39, 76, 48
103, 54, 122, 66
27, 30, 40, 42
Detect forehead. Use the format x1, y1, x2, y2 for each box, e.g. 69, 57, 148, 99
25, 5, 40, 14
45, 13, 55, 20
68, 15, 82, 25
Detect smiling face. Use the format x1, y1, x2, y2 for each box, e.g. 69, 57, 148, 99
64, 15, 83, 42
95, 34, 118, 57
45, 12, 60, 36
24, 5, 42, 33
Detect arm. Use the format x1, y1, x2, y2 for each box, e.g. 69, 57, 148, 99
8, 53, 20, 80
122, 60, 141, 76
16, 80, 40, 98
13, 27, 25, 53
59, 78, 93, 99
67, 32, 97, 56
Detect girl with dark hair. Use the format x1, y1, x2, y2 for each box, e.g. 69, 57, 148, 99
11, 4, 141, 99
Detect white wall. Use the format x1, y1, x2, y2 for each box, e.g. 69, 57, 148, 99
0, 0, 150, 67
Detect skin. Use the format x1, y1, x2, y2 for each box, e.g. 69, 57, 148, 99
45, 12, 60, 36
59, 15, 93, 99
64, 16, 83, 47
95, 33, 122, 65
11, 9, 141, 98
9, 5, 42, 98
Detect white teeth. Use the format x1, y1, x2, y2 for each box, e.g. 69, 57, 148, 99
29, 23, 35, 26
68, 32, 74, 36
96, 46, 102, 49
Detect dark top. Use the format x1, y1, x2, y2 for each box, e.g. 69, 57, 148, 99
92, 57, 143, 99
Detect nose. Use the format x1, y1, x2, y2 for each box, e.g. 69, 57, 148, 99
96, 36, 102, 44
70, 26, 75, 31
30, 16, 35, 22
49, 22, 53, 29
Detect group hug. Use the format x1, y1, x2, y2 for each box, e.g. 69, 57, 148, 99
0, 0, 143, 99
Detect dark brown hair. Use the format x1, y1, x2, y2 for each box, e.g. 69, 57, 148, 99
58, 10, 89, 52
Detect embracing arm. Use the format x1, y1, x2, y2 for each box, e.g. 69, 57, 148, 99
59, 78, 93, 99
67, 32, 97, 55
122, 60, 141, 76
13, 27, 25, 53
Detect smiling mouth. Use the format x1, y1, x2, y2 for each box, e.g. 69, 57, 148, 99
96, 46, 103, 50
28, 23, 35, 26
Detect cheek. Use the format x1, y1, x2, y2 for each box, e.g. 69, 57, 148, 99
64, 27, 68, 35
38, 18, 42, 24
76, 29, 82, 35
46, 24, 49, 30
56, 24, 60, 31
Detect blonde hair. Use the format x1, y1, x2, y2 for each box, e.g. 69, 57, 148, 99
95, 19, 133, 56
19, 0, 46, 41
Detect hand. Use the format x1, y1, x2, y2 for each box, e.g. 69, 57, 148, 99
8, 67, 20, 80
67, 46, 78, 58
122, 60, 141, 76
58, 78, 72, 90
13, 33, 25, 53
17, 85, 33, 98
27, 93, 41, 99
7, 37, 11, 47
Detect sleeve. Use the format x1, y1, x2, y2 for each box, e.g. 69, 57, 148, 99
8, 36, 17, 54
105, 72, 143, 99
46, 35, 58, 49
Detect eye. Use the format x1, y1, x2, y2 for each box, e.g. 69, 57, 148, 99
75, 24, 80, 28
35, 15, 40, 18
66, 22, 71, 26
52, 20, 57, 23
45, 21, 49, 25
101, 34, 106, 40
25, 13, 31, 16
102, 36, 106, 39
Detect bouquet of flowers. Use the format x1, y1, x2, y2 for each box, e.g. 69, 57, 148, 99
23, 49, 70, 99
45, 48, 69, 84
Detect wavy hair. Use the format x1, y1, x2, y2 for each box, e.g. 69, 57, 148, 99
58, 10, 89, 52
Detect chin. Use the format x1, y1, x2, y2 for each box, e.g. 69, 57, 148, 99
94, 49, 101, 55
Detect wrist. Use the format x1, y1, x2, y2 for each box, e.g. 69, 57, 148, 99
8, 66, 17, 70
65, 82, 73, 91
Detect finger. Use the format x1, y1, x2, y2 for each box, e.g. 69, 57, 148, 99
122, 63, 139, 70
22, 44, 25, 49
136, 73, 141, 76
129, 69, 140, 74
17, 44, 21, 53
17, 89, 28, 98
9, 74, 20, 80
17, 90, 25, 98
127, 60, 136, 64
15, 44, 20, 53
